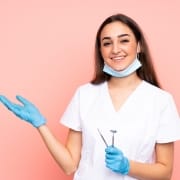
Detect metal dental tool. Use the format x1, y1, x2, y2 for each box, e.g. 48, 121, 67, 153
110, 130, 117, 147
97, 128, 108, 147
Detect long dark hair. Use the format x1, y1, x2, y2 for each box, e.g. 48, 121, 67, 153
91, 13, 160, 87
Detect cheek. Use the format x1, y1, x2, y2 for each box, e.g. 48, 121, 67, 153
123, 45, 137, 57
129, 43, 139, 53
100, 47, 109, 58
100, 48, 105, 59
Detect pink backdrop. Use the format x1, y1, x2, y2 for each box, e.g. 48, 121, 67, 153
0, 0, 180, 179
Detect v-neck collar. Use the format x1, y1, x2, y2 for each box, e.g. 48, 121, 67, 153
103, 80, 144, 113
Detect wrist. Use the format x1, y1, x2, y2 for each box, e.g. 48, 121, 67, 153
121, 157, 130, 175
33, 116, 46, 128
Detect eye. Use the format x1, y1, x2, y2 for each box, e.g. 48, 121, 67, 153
120, 39, 130, 43
102, 42, 112, 46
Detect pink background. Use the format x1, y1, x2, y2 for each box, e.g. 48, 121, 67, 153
0, 0, 180, 179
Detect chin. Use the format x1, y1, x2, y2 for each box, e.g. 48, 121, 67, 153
114, 67, 126, 71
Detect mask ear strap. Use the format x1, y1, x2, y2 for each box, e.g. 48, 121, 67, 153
136, 42, 141, 60
137, 52, 140, 60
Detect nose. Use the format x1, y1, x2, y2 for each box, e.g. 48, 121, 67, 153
112, 43, 121, 54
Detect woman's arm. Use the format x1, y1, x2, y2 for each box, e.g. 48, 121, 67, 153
38, 125, 82, 175
0, 95, 82, 175
129, 142, 174, 180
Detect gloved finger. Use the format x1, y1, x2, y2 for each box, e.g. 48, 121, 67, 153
105, 158, 116, 164
0, 95, 25, 114
105, 146, 114, 153
106, 153, 123, 162
105, 153, 116, 159
106, 161, 122, 172
106, 163, 113, 169
106, 163, 118, 172
105, 146, 123, 155
16, 95, 34, 106
0, 95, 17, 110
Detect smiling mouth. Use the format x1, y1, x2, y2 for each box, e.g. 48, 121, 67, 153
111, 56, 125, 61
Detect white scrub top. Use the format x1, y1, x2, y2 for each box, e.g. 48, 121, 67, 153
60, 80, 180, 180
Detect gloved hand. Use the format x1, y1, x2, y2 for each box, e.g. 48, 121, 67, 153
0, 95, 46, 128
105, 146, 130, 175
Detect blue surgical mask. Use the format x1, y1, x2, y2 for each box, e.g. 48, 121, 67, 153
103, 57, 142, 78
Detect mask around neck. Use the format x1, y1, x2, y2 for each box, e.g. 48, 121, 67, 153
103, 58, 142, 78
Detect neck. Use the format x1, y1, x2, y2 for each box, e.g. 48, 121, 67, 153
108, 72, 142, 89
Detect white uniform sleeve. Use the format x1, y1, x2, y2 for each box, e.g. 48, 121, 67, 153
60, 88, 82, 131
156, 94, 180, 143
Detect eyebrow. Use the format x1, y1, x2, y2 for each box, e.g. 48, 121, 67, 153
102, 33, 130, 41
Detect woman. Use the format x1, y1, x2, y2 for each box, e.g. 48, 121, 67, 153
0, 14, 180, 180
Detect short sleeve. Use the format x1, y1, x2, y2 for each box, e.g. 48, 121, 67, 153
156, 94, 180, 143
60, 88, 82, 131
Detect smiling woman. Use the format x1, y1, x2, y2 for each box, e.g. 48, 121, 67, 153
100, 22, 139, 72
0, 12, 180, 180
92, 14, 158, 86
99, 21, 142, 79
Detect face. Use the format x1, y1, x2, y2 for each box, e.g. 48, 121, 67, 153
100, 21, 140, 71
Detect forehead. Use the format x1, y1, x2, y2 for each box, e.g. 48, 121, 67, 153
100, 21, 134, 39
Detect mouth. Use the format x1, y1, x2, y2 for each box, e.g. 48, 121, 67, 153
111, 56, 125, 61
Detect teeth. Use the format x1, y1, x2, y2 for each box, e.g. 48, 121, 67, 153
112, 57, 124, 60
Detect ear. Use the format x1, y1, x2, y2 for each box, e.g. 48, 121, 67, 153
137, 42, 141, 53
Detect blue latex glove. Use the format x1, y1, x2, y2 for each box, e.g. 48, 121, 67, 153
105, 146, 130, 175
0, 95, 46, 128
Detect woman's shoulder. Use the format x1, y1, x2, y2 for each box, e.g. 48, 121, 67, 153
77, 82, 105, 92
142, 80, 173, 99
73, 82, 106, 101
